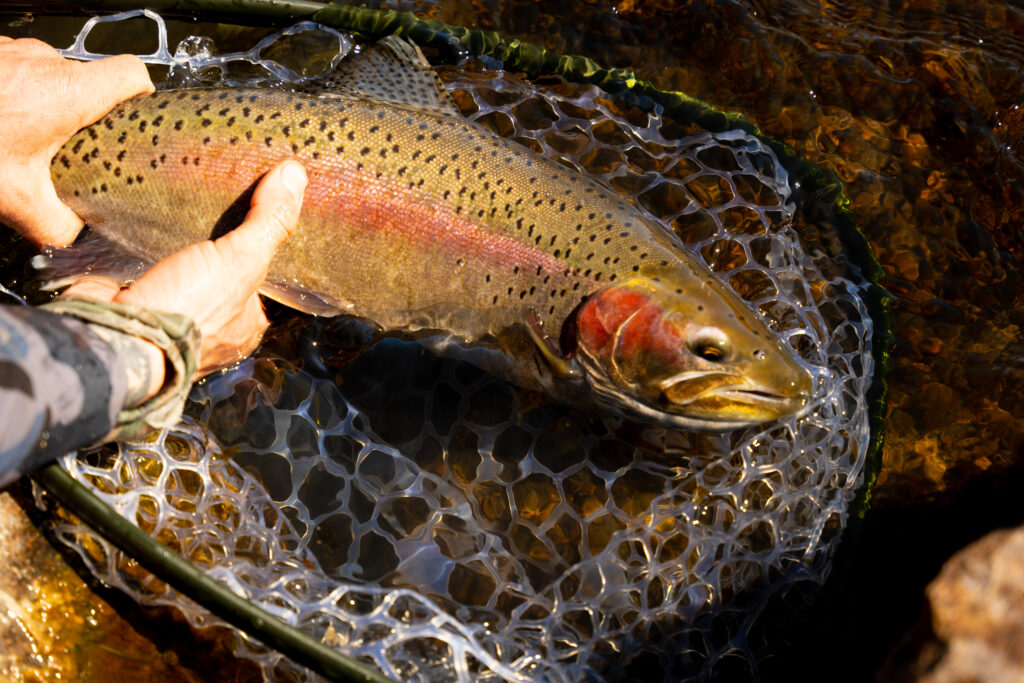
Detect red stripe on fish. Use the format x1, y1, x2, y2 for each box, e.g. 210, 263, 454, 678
308, 163, 569, 278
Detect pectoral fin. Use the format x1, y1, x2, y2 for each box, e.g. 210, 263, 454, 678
524, 309, 583, 379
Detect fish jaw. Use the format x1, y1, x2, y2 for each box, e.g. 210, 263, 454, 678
572, 277, 813, 431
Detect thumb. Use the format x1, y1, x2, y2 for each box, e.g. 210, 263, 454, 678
217, 161, 307, 283
70, 54, 154, 128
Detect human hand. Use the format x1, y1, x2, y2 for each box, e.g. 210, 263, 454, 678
65, 161, 308, 402
0, 37, 153, 247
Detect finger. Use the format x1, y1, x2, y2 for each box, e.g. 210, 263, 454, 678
71, 54, 154, 127
216, 161, 307, 278
63, 276, 122, 301
0, 37, 56, 55
0, 163, 84, 246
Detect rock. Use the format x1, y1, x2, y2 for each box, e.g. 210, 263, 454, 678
881, 525, 1024, 682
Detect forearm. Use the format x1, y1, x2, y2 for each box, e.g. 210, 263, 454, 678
0, 304, 153, 487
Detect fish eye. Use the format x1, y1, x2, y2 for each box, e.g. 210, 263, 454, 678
689, 328, 731, 363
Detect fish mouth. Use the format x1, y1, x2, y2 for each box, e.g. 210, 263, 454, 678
713, 388, 808, 407
658, 374, 810, 421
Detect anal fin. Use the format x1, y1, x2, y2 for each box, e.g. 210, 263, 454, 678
31, 231, 153, 290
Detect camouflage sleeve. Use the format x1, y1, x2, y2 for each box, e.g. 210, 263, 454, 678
0, 305, 127, 487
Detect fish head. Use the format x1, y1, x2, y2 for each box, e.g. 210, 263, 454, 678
570, 276, 813, 431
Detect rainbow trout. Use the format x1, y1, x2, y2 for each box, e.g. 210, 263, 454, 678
46, 38, 812, 431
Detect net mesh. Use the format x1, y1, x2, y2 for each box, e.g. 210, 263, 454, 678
39, 13, 873, 681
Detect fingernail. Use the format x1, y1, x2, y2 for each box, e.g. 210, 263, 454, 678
281, 162, 308, 198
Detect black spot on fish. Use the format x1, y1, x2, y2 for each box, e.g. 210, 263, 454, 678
304, 136, 315, 147
230, 137, 238, 145
202, 136, 210, 145
336, 146, 345, 154
270, 112, 281, 120
265, 137, 273, 147
291, 143, 299, 153
338, 117, 348, 127
101, 183, 107, 192
299, 119, 309, 128
126, 176, 132, 184
150, 159, 158, 169
103, 119, 113, 130
360, 147, 371, 156
201, 118, 212, 127
347, 131, 356, 141
226, 117, 235, 127
115, 167, 122, 176
157, 100, 169, 109
295, 103, 303, 111
242, 107, 250, 117
59, 155, 70, 168
128, 111, 139, 121
191, 94, 200, 101
283, 125, 291, 136
218, 92, 228, 100
103, 160, 111, 170
218, 108, 229, 116
71, 139, 84, 154
152, 135, 159, 146
91, 187, 97, 194
193, 158, 200, 166
174, 120, 183, 131
255, 114, 265, 123
245, 131, 252, 141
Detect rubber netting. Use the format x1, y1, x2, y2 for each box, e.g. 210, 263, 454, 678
41, 14, 873, 682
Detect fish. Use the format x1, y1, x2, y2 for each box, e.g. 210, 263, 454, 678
43, 37, 812, 432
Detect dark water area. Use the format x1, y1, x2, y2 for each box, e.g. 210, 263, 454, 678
2, 0, 1024, 680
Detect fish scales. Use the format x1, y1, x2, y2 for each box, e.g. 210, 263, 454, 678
48, 43, 812, 432
53, 87, 691, 337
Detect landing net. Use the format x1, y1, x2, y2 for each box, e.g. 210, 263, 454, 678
44, 11, 873, 681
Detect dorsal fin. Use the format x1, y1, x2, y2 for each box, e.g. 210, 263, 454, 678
320, 35, 459, 116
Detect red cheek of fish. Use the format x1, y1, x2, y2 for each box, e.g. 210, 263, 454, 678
577, 285, 688, 381
576, 286, 651, 361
